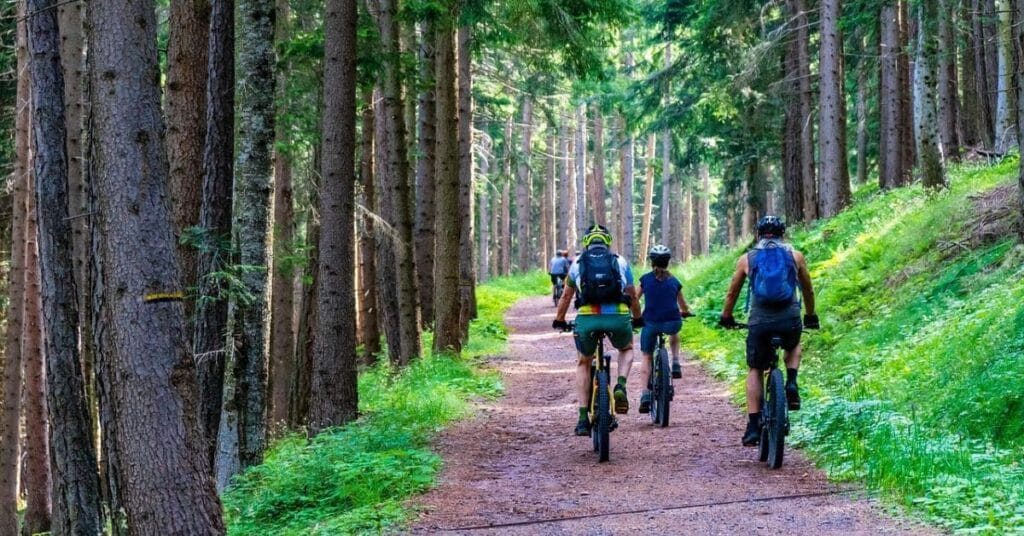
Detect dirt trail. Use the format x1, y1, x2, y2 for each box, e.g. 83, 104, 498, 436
411, 297, 937, 535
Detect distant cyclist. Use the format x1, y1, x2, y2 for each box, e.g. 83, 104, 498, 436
553, 225, 643, 436
548, 250, 571, 295
718, 216, 819, 446
637, 245, 693, 414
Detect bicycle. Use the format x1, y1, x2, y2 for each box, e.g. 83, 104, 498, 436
561, 322, 616, 462
734, 323, 788, 469
552, 276, 565, 306
647, 331, 675, 427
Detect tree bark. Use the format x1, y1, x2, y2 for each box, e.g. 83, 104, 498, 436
541, 135, 554, 262
414, 17, 437, 326
900, 0, 916, 179
619, 115, 634, 261
678, 180, 691, 262
369, 0, 420, 365
310, 0, 358, 434
856, 32, 869, 184
0, 6, 28, 530
289, 216, 318, 428
500, 117, 512, 276
995, 0, 1018, 152
660, 133, 671, 247
88, 0, 225, 529
457, 24, 476, 336
880, 2, 905, 188
936, 0, 960, 160
194, 0, 234, 465
590, 105, 606, 226
565, 122, 578, 250
781, 6, 804, 222
696, 164, 710, 256
961, 0, 983, 147
917, 0, 947, 188
515, 96, 533, 271
433, 13, 462, 353
372, 86, 404, 363
478, 139, 490, 283
269, 0, 295, 432
222, 0, 275, 476
794, 0, 817, 220
358, 93, 381, 362
969, 0, 995, 147
166, 0, 210, 294
818, 0, 851, 218
575, 105, 587, 232
1014, 0, 1024, 233
639, 134, 655, 260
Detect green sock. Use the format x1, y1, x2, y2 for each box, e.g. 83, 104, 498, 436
617, 376, 627, 387
579, 407, 589, 420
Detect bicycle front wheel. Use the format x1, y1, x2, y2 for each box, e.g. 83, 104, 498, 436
595, 369, 611, 462
766, 368, 787, 469
655, 348, 671, 427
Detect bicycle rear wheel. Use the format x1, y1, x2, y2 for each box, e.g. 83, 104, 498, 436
766, 368, 787, 469
594, 369, 611, 462
655, 348, 671, 427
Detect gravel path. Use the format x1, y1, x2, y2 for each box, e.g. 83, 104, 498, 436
411, 296, 938, 535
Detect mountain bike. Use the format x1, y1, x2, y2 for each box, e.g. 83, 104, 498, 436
734, 323, 788, 469
552, 276, 565, 306
648, 332, 674, 427
562, 322, 616, 462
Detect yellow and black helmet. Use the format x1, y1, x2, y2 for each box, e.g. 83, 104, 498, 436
582, 224, 612, 247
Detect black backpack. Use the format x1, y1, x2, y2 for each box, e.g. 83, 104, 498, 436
576, 246, 625, 306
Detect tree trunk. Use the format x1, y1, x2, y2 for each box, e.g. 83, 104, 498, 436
269, 0, 295, 431
781, 4, 804, 222
575, 105, 587, 231
917, 1, 947, 188
515, 96, 533, 272
983, 0, 1000, 146
166, 0, 210, 294
433, 13, 462, 354
500, 117, 512, 276
372, 86, 404, 364
309, 0, 358, 434
289, 217, 318, 428
194, 0, 234, 465
414, 17, 437, 326
995, 0, 1018, 152
968, 0, 995, 147
88, 0, 225, 529
557, 121, 569, 252
936, 0, 960, 160
880, 2, 905, 189
369, 0, 420, 365
1014, 0, 1024, 233
678, 181, 691, 262
856, 32, 869, 184
660, 134, 671, 246
0, 6, 28, 530
900, 0, 916, 180
358, 93, 381, 362
478, 139, 490, 282
696, 164, 710, 255
794, 0, 817, 220
620, 114, 634, 261
590, 105, 606, 226
457, 24, 476, 336
22, 185, 51, 536
565, 123, 578, 250
542, 135, 555, 262
961, 0, 983, 147
818, 0, 851, 218
639, 134, 655, 260
223, 0, 275, 476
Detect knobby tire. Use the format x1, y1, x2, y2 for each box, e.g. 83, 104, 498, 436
655, 348, 671, 427
767, 368, 787, 469
595, 369, 611, 462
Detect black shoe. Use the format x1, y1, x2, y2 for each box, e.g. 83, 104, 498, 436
671, 360, 682, 379
742, 422, 760, 446
639, 391, 652, 414
614, 384, 629, 414
786, 384, 801, 411
575, 418, 591, 436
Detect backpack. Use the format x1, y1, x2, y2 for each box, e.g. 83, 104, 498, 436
748, 242, 797, 307
576, 246, 625, 306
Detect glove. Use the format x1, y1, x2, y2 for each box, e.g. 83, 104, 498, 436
631, 317, 645, 329
552, 319, 570, 331
680, 310, 695, 319
803, 314, 821, 330
718, 315, 739, 329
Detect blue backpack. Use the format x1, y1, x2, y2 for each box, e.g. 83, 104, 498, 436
748, 243, 798, 307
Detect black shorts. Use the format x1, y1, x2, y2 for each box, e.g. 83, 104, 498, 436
550, 274, 566, 285
745, 318, 802, 369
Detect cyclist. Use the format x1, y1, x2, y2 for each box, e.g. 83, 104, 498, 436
636, 245, 693, 414
718, 216, 819, 446
553, 224, 643, 436
548, 250, 571, 297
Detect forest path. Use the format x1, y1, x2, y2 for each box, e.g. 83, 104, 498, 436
411, 297, 937, 535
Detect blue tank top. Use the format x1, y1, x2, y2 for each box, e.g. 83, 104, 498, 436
640, 271, 682, 322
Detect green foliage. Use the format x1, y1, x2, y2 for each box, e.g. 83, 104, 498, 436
677, 159, 1024, 532
221, 272, 547, 535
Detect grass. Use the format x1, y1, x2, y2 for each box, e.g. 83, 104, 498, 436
221, 271, 549, 535
676, 158, 1024, 533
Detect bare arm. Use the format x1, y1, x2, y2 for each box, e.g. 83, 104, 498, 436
720, 255, 748, 319
794, 251, 816, 316
677, 289, 692, 316
555, 285, 575, 322
626, 286, 642, 319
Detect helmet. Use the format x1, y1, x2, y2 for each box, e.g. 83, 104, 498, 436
756, 216, 786, 238
582, 224, 612, 247
648, 244, 671, 268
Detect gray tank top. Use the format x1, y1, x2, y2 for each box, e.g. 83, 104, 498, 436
747, 240, 801, 326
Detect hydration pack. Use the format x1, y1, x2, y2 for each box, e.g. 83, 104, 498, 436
749, 242, 797, 307
576, 246, 625, 306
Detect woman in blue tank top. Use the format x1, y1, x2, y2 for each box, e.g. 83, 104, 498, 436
637, 245, 693, 414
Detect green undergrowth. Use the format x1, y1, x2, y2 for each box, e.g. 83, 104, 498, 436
678, 159, 1024, 533
222, 271, 548, 535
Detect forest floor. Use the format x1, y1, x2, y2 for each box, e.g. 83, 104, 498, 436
410, 296, 939, 535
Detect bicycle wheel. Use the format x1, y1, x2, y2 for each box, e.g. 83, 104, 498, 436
595, 369, 611, 462
655, 348, 671, 427
766, 368, 787, 469
758, 396, 769, 462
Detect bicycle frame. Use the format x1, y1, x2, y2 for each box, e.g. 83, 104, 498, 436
588, 336, 612, 425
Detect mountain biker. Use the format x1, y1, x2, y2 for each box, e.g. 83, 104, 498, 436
549, 250, 571, 295
553, 224, 644, 436
718, 216, 819, 447
637, 245, 693, 414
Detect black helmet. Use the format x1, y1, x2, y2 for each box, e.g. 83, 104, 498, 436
582, 224, 612, 247
756, 216, 786, 238
648, 244, 671, 268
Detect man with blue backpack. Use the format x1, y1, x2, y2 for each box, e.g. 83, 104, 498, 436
718, 216, 820, 446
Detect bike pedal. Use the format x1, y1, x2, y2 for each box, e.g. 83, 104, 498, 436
610, 419, 619, 432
